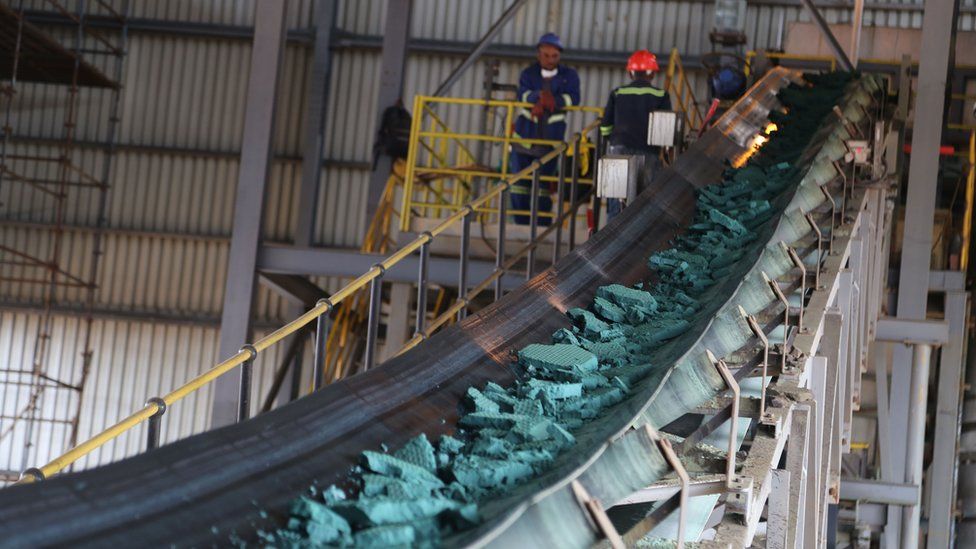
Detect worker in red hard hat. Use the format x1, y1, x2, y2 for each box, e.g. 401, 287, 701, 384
600, 49, 672, 220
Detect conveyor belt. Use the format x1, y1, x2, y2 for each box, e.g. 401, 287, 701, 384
0, 68, 811, 547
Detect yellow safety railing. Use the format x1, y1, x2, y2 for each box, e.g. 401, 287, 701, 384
664, 48, 705, 134
962, 130, 975, 271
16, 112, 603, 485
400, 95, 602, 233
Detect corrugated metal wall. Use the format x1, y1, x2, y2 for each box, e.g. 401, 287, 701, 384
1, 0, 970, 478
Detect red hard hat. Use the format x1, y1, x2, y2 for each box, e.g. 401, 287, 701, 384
627, 49, 659, 72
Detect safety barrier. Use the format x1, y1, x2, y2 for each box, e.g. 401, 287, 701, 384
15, 111, 604, 484
399, 95, 602, 232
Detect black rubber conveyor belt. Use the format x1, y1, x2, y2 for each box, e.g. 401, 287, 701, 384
0, 71, 791, 547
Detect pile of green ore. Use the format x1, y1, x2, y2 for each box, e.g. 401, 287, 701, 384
260, 72, 853, 548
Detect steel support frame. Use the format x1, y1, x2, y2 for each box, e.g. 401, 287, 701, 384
926, 290, 970, 548
277, 0, 338, 407
211, 0, 289, 427
889, 1, 960, 545
257, 244, 526, 290
364, 0, 412, 225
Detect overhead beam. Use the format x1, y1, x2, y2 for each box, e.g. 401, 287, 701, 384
799, 0, 854, 71
839, 479, 920, 506
874, 317, 949, 345
257, 244, 525, 290
258, 272, 328, 307
211, 0, 288, 428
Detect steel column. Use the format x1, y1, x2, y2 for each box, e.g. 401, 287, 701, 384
927, 291, 969, 548
295, 0, 338, 248
891, 2, 960, 543
211, 0, 288, 428
798, 0, 854, 72
365, 0, 412, 225
902, 344, 933, 547
850, 0, 864, 68
897, 0, 959, 318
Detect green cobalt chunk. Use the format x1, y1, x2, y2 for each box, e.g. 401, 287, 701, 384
393, 433, 437, 473
361, 451, 443, 488
289, 497, 353, 546
352, 524, 415, 548
597, 284, 658, 313
518, 343, 599, 373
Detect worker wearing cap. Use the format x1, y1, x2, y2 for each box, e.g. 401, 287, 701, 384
600, 49, 671, 220
510, 32, 581, 225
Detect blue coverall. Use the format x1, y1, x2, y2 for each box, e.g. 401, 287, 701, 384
510, 63, 581, 225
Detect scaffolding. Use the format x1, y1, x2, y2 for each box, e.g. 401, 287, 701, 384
0, 0, 128, 480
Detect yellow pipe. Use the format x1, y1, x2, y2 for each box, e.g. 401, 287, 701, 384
962, 130, 975, 271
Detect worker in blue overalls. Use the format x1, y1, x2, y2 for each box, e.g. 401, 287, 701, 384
600, 50, 672, 220
510, 32, 581, 225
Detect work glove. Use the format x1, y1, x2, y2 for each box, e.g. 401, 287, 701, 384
531, 102, 547, 119
539, 89, 557, 112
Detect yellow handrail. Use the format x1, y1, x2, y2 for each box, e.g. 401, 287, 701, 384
664, 48, 705, 134
962, 130, 975, 271
16, 112, 603, 485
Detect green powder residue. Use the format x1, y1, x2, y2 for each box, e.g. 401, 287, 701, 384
257, 72, 855, 548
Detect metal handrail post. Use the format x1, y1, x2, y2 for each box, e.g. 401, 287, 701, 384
312, 299, 331, 390
415, 233, 431, 334
553, 150, 566, 263
237, 345, 256, 422
145, 397, 166, 451
363, 265, 385, 371
495, 185, 508, 300
569, 134, 580, 251
458, 207, 472, 320
528, 167, 540, 279
592, 133, 603, 232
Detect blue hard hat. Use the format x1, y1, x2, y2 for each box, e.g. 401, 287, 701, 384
537, 32, 563, 51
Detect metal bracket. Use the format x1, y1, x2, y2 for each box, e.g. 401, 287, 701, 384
707, 349, 741, 491
783, 243, 807, 333
833, 105, 861, 138
804, 212, 824, 288
570, 480, 625, 549
816, 186, 837, 255
761, 271, 790, 374
740, 306, 771, 423
650, 425, 690, 549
